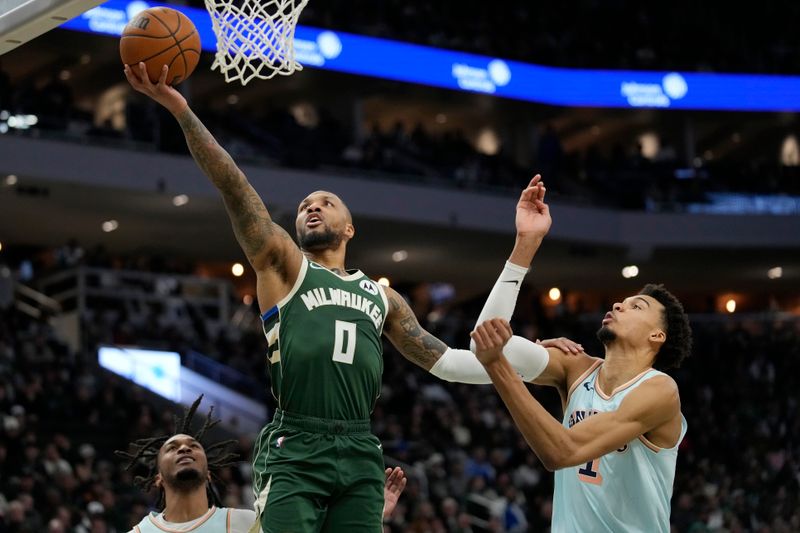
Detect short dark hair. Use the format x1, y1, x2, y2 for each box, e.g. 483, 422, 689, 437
639, 284, 692, 370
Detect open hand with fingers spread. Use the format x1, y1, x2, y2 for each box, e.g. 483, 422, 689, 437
470, 318, 514, 366
515, 174, 552, 241
123, 62, 188, 116
383, 466, 407, 519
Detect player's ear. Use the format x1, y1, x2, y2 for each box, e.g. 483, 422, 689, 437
649, 329, 666, 346
344, 222, 355, 240
154, 473, 163, 488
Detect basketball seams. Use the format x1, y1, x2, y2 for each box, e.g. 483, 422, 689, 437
120, 34, 177, 41
167, 40, 188, 83
147, 10, 179, 40
129, 48, 180, 68
173, 26, 190, 82
172, 9, 182, 35
167, 51, 183, 81
121, 7, 201, 84
173, 30, 199, 80
126, 31, 198, 67
148, 10, 191, 83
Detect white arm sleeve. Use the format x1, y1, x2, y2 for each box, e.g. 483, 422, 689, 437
475, 261, 529, 326
429, 348, 491, 384
464, 261, 549, 380
430, 338, 549, 384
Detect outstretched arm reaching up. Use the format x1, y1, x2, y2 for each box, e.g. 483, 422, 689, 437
473, 175, 550, 328
124, 63, 303, 309
379, 177, 553, 376
470, 175, 594, 394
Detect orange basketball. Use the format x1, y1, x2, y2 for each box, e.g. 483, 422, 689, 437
120, 7, 201, 85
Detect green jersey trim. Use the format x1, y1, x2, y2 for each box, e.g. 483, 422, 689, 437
307, 260, 364, 281
261, 259, 310, 408
278, 257, 310, 307
259, 257, 309, 321
375, 282, 389, 336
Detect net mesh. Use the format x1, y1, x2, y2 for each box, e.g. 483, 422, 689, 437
204, 0, 310, 85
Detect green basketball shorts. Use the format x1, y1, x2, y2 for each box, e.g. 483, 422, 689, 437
251, 410, 385, 533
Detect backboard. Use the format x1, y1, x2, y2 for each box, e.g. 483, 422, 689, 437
0, 0, 105, 55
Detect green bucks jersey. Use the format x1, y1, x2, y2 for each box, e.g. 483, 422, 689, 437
261, 257, 388, 420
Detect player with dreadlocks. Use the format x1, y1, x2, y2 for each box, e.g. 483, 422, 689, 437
118, 396, 408, 532
117, 395, 251, 532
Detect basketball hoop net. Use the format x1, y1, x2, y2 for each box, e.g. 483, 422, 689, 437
204, 0, 310, 85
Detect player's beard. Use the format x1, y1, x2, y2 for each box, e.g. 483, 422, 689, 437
164, 467, 207, 493
596, 326, 617, 346
299, 226, 343, 251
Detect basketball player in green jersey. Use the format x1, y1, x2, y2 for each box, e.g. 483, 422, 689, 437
125, 64, 556, 533
467, 179, 693, 532
120, 396, 408, 533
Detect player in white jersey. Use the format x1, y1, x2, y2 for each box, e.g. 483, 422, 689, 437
117, 396, 254, 532
118, 396, 408, 532
469, 176, 692, 532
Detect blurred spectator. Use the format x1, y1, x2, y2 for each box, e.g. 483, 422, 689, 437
37, 77, 73, 131
1, 256, 800, 532
3, 63, 797, 210
55, 240, 84, 270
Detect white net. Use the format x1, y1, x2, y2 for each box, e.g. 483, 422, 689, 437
204, 0, 310, 86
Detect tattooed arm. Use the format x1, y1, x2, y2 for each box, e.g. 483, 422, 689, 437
124, 64, 302, 293
383, 286, 447, 370
383, 287, 561, 385
173, 108, 299, 271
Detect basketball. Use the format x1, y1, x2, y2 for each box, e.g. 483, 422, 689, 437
120, 7, 201, 85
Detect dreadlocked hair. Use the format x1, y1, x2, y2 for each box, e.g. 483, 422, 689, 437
115, 395, 240, 509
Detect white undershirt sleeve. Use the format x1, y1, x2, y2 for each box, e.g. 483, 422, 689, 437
475, 261, 528, 326
458, 260, 550, 381
430, 338, 549, 384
